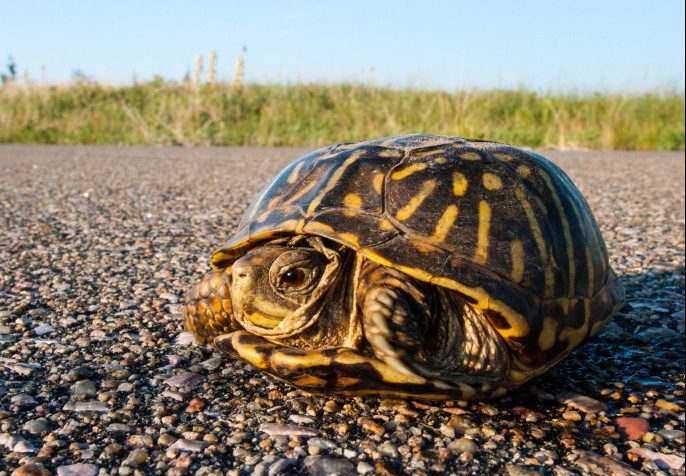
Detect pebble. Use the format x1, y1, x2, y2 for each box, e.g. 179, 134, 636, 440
10, 464, 51, 476
357, 417, 385, 436
306, 437, 337, 450
163, 372, 205, 388
448, 437, 478, 453
122, 448, 148, 466
356, 462, 374, 474
106, 423, 132, 433
615, 417, 650, 440
557, 392, 608, 413
289, 414, 316, 425
562, 410, 582, 421
169, 438, 208, 452
304, 456, 356, 476
11, 394, 38, 407
63, 401, 109, 412
71, 379, 97, 397
658, 429, 685, 440
259, 423, 318, 437
33, 324, 55, 336
628, 447, 685, 470
654, 399, 683, 412
23, 419, 49, 435
56, 464, 99, 476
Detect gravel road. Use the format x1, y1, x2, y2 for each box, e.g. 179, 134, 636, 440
0, 145, 684, 476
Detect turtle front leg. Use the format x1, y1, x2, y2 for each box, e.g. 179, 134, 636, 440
183, 267, 241, 345
357, 261, 436, 377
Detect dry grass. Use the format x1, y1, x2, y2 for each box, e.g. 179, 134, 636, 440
0, 79, 683, 150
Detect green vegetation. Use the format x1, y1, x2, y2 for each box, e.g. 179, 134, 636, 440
0, 79, 683, 150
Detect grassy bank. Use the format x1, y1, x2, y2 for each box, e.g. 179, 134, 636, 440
0, 80, 683, 150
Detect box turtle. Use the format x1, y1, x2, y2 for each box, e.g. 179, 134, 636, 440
184, 134, 625, 400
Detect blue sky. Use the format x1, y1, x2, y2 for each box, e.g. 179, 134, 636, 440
1, 1, 684, 92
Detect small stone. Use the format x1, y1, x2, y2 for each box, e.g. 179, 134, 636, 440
11, 393, 37, 407
357, 417, 385, 437
289, 414, 316, 425
574, 452, 643, 476
306, 438, 337, 450
157, 433, 178, 447
628, 447, 685, 470
117, 382, 134, 392
185, 397, 206, 413
11, 464, 51, 476
63, 401, 108, 412
658, 429, 685, 440
161, 389, 186, 401
71, 380, 97, 397
163, 372, 205, 388
14, 440, 38, 453
23, 419, 49, 435
323, 400, 339, 413
174, 332, 196, 345
304, 456, 355, 476
357, 462, 374, 474
33, 324, 55, 336
448, 437, 477, 453
56, 464, 99, 476
268, 458, 296, 476
106, 423, 132, 433
615, 417, 649, 440
122, 448, 148, 466
558, 392, 607, 414
259, 423, 317, 438
654, 399, 683, 412
562, 410, 582, 421
169, 438, 208, 452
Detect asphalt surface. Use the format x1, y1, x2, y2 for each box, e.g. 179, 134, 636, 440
0, 145, 684, 476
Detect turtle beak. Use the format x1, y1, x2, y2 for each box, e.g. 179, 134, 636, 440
183, 268, 239, 344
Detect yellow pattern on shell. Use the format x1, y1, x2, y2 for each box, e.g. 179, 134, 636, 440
303, 221, 336, 235
452, 172, 469, 196
391, 163, 428, 180
337, 232, 360, 248
292, 375, 327, 387
395, 180, 437, 221
286, 161, 305, 184
473, 201, 492, 265
343, 193, 363, 209
493, 152, 514, 162
460, 151, 481, 161
510, 240, 525, 283
379, 218, 395, 231
430, 204, 459, 243
271, 350, 333, 369
482, 172, 503, 190
516, 165, 532, 178
538, 316, 558, 351
372, 173, 385, 196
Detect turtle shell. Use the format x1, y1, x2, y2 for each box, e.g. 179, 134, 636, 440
212, 134, 624, 375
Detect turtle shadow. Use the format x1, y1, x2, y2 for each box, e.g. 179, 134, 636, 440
518, 266, 685, 403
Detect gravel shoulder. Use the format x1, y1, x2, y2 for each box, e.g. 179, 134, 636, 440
0, 145, 684, 475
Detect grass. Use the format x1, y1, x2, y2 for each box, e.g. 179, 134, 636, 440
0, 79, 683, 150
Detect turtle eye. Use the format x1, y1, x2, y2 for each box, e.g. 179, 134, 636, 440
281, 268, 306, 288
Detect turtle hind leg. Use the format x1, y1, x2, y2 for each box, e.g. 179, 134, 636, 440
357, 261, 438, 377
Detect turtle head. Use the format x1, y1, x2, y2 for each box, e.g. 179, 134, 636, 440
230, 245, 330, 330
184, 236, 362, 349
